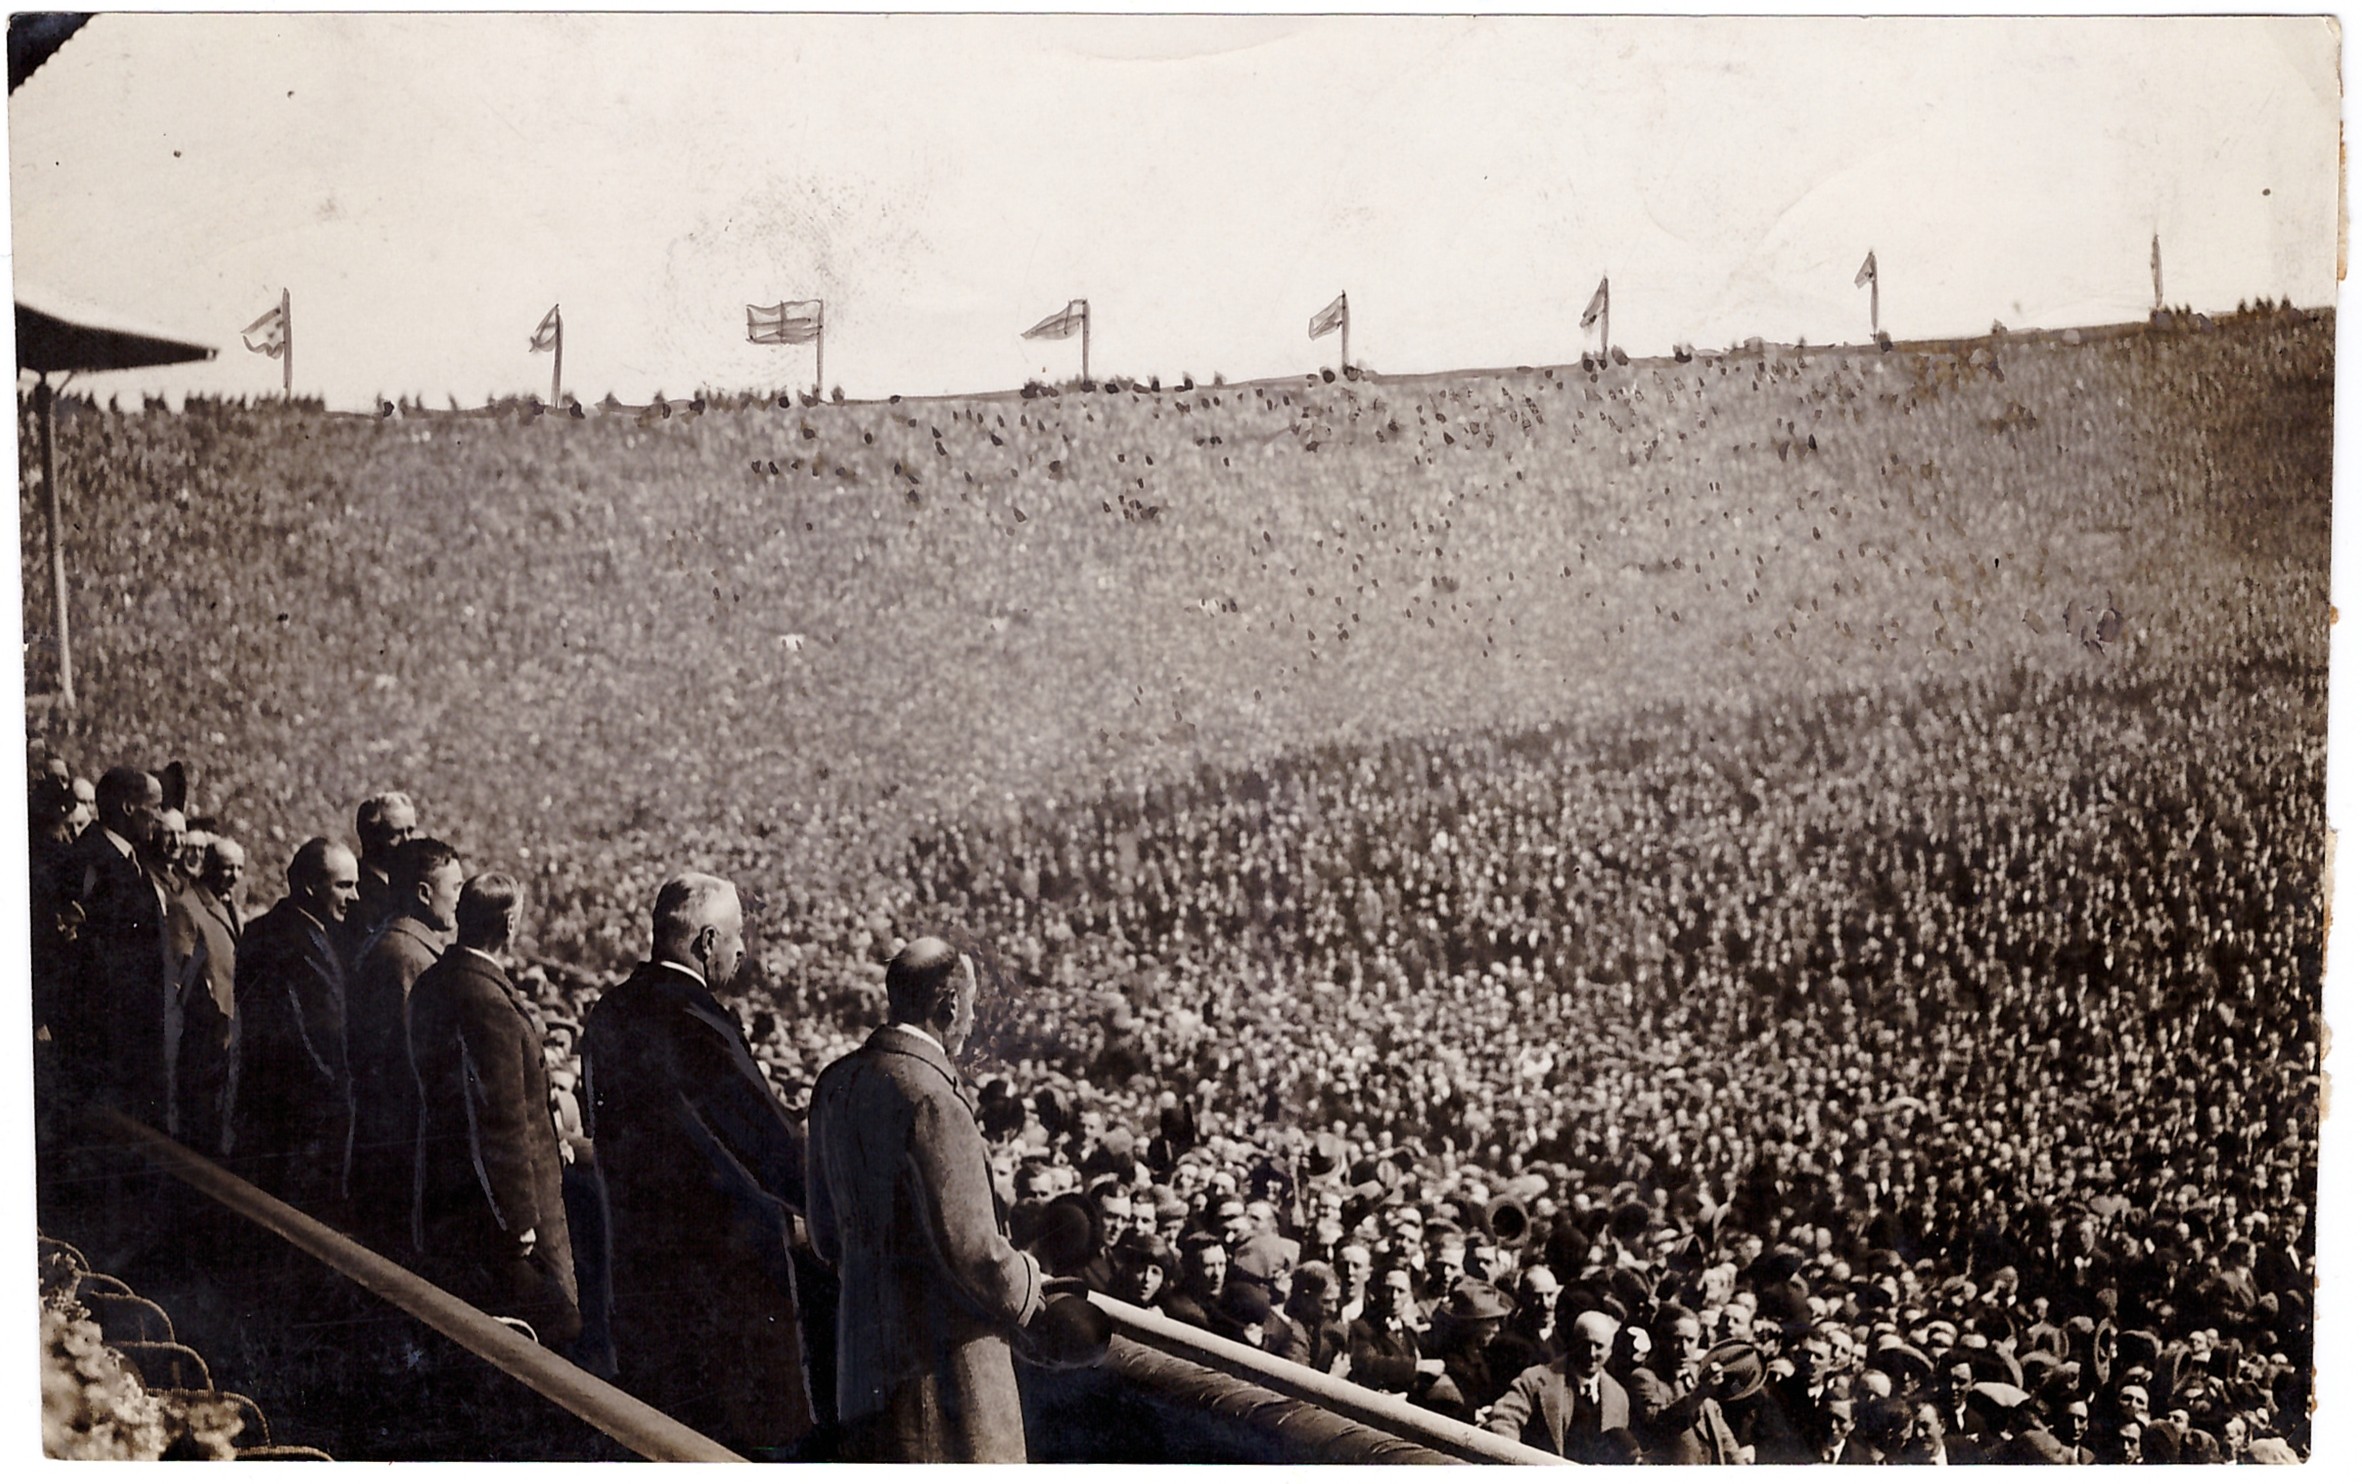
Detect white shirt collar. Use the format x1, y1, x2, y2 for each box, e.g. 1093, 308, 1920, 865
461, 946, 506, 972
891, 1021, 945, 1051
656, 957, 708, 989
100, 826, 137, 861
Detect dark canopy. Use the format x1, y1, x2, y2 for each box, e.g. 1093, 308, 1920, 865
16, 299, 215, 375
9, 13, 90, 94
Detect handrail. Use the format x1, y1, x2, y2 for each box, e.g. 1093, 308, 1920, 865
1087, 1293, 1572, 1466
85, 1106, 744, 1464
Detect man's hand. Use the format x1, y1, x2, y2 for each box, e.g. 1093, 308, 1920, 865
1416, 1357, 1446, 1378
516, 1227, 538, 1259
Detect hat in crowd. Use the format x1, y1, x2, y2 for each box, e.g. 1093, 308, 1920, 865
1018, 1279, 1114, 1372
1437, 1279, 1515, 1323
1948, 1343, 2024, 1389
1232, 1231, 1300, 1289
1703, 1338, 1768, 1403
1217, 1281, 1274, 1330
1873, 1335, 1935, 1385
1609, 1201, 1653, 1244
1304, 1131, 1347, 1180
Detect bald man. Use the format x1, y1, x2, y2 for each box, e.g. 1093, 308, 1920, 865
581, 872, 816, 1455
226, 837, 360, 1214
1485, 1309, 1636, 1462
809, 936, 1046, 1462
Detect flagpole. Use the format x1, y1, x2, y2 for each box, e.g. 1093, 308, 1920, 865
36, 377, 72, 709
552, 309, 564, 409
815, 306, 826, 398
281, 287, 293, 397
1602, 279, 1610, 361
2152, 233, 2164, 311
1340, 293, 1350, 376
1081, 300, 1091, 384
1870, 260, 1880, 339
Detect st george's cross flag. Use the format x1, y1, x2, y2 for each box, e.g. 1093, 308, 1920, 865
1580, 276, 1610, 329
1308, 292, 1348, 340
1855, 251, 1878, 288
530, 304, 562, 352
1022, 300, 1088, 341
749, 300, 823, 345
241, 301, 287, 358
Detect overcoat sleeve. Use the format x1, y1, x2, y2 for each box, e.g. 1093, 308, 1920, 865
906, 1082, 1044, 1328
452, 978, 544, 1237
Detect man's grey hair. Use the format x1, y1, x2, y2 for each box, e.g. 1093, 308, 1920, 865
652, 872, 739, 948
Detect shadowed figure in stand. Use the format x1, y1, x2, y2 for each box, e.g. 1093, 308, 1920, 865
581, 872, 816, 1456
408, 872, 579, 1347
226, 837, 359, 1219
809, 936, 1048, 1462
347, 836, 461, 1255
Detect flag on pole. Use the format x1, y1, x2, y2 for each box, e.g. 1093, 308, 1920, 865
1022, 300, 1088, 341
1854, 251, 1878, 288
530, 304, 562, 352
749, 299, 823, 345
241, 301, 287, 358
1580, 277, 1610, 329
1308, 292, 1348, 340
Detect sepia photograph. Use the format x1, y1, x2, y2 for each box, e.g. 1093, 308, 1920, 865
8, 10, 2346, 1465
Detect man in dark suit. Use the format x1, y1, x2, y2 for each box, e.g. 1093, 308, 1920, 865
58, 766, 171, 1125
342, 790, 418, 967
166, 836, 245, 1155
226, 838, 359, 1216
348, 837, 461, 1254
809, 936, 1046, 1463
409, 873, 578, 1346
582, 872, 816, 1456
1485, 1310, 1636, 1461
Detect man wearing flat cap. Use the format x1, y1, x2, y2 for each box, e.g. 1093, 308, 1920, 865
810, 935, 1047, 1462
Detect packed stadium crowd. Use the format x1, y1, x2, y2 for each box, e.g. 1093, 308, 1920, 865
23, 312, 2326, 1462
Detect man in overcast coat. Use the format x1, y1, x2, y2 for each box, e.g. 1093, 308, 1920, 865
581, 872, 815, 1457
809, 936, 1046, 1463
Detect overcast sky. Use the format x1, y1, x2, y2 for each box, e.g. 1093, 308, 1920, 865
5, 14, 2340, 408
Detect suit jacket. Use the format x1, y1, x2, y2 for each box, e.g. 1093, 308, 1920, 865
809, 1024, 1045, 1463
349, 914, 445, 1245
164, 881, 240, 1153
62, 828, 174, 1125
583, 961, 815, 1452
225, 898, 353, 1212
409, 947, 578, 1344
1347, 1314, 1426, 1394
1485, 1360, 1633, 1462
341, 864, 399, 971
1628, 1366, 1743, 1464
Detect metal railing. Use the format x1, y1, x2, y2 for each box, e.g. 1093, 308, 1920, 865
1089, 1293, 1571, 1465
88, 1105, 1565, 1464
87, 1106, 744, 1463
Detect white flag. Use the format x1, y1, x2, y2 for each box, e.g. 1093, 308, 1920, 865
1580, 277, 1609, 329
530, 304, 561, 352
1854, 251, 1878, 288
241, 302, 286, 358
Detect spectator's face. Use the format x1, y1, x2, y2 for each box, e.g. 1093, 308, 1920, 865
308, 846, 361, 923
201, 843, 246, 900
366, 799, 419, 862
1100, 1191, 1132, 1231
1193, 1245, 1228, 1292
1381, 1269, 1415, 1318
153, 809, 185, 864
1570, 1317, 1615, 1379
108, 776, 162, 845
1219, 1202, 1251, 1243
1022, 1169, 1057, 1202
1124, 1262, 1165, 1304
1131, 1202, 1158, 1240
68, 780, 94, 832
1341, 1247, 1372, 1293
701, 893, 749, 995
419, 860, 465, 933
1669, 1315, 1706, 1368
